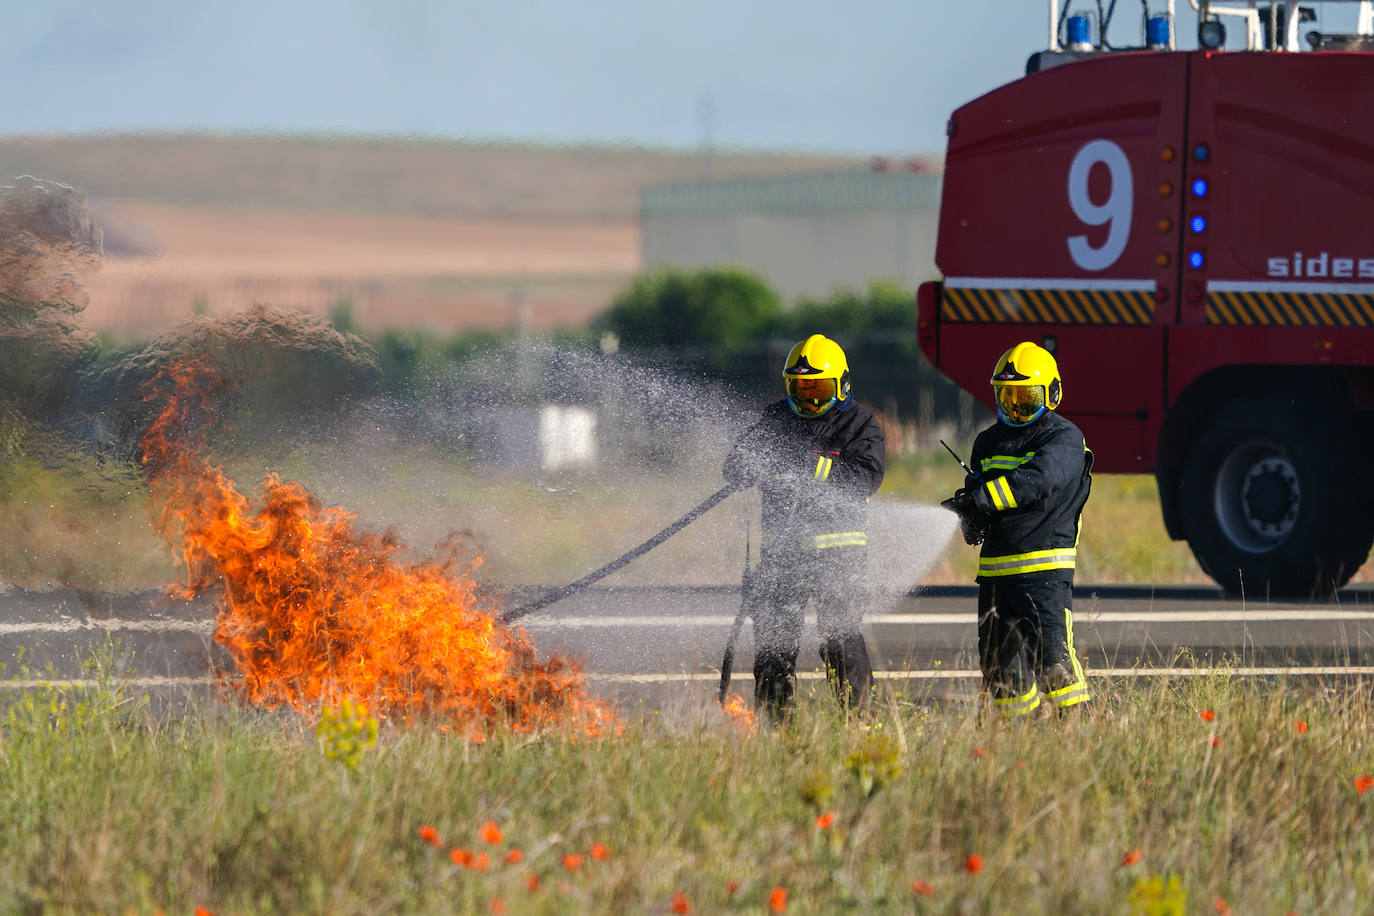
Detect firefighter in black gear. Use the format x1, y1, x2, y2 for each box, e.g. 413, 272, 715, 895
723, 334, 886, 722
942, 341, 1092, 717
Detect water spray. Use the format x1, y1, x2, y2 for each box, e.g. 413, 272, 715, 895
717, 518, 753, 704
500, 485, 736, 623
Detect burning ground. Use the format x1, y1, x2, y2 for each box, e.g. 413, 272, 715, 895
136, 352, 615, 739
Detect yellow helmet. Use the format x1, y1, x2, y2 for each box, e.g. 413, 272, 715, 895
990, 341, 1061, 426
783, 333, 851, 417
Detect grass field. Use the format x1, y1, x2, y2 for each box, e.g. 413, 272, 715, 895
2, 662, 1371, 914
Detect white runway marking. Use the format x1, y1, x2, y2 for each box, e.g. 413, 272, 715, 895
4, 666, 1373, 691
1, 607, 1370, 636
522, 609, 1374, 628
611, 666, 1374, 682
0, 619, 215, 635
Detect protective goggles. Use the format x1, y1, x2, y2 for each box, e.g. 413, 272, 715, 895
785, 376, 838, 416
995, 383, 1046, 426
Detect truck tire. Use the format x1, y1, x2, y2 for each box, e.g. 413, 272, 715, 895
1179, 397, 1370, 598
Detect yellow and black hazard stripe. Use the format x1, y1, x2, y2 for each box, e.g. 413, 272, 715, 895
942, 287, 1154, 324
1207, 289, 1374, 326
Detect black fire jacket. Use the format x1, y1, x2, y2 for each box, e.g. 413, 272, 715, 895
723, 398, 886, 551
964, 409, 1093, 582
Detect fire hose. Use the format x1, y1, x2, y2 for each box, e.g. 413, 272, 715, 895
716, 529, 753, 704
499, 485, 736, 624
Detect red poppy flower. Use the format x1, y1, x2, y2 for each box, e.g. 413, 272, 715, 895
417, 825, 441, 848
725, 880, 741, 896
972, 747, 984, 758
504, 848, 524, 865
490, 898, 507, 915
471, 851, 491, 873
479, 821, 503, 845
1356, 774, 1374, 796
562, 853, 586, 873
526, 874, 540, 892
670, 890, 692, 914
1120, 848, 1142, 866
963, 854, 984, 874
449, 848, 473, 867
1199, 709, 1216, 722
1294, 720, 1308, 734
1208, 735, 1221, 748
910, 880, 935, 896
590, 842, 610, 861
1214, 898, 1232, 915
768, 886, 788, 912
814, 812, 836, 829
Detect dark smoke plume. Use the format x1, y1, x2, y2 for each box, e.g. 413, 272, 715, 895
0, 176, 102, 415
101, 303, 382, 458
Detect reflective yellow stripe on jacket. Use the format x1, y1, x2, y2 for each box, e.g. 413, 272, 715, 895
977, 547, 1077, 577
979, 452, 1035, 473
983, 475, 1017, 511
811, 454, 833, 480
810, 531, 868, 549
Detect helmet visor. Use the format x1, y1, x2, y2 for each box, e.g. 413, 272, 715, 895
995, 384, 1046, 425
786, 376, 838, 416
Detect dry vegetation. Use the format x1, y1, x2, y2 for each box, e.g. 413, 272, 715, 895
0, 134, 866, 337
2, 666, 1371, 914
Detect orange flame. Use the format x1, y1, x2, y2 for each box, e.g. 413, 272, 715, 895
721, 692, 757, 737
139, 359, 613, 737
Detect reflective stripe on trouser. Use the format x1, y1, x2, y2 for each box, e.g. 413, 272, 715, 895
811, 454, 834, 479
994, 684, 1041, 717
1044, 606, 1089, 708
978, 548, 1076, 577
978, 579, 1090, 711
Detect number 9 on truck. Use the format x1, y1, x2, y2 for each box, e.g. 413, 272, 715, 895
1067, 139, 1133, 271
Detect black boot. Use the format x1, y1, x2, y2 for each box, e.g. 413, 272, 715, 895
821, 635, 873, 713
754, 651, 796, 724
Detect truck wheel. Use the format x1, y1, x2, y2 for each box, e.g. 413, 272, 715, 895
1179, 397, 1370, 598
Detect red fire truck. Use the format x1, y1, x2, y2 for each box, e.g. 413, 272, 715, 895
918, 0, 1374, 597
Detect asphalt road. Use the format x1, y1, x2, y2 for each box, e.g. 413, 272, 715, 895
3, 583, 1373, 712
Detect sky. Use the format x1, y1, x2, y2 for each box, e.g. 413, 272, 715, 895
4, 1, 1368, 156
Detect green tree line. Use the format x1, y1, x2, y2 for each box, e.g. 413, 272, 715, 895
590, 266, 962, 419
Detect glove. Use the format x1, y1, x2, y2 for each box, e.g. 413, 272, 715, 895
939, 488, 977, 516
958, 514, 989, 546
941, 488, 990, 546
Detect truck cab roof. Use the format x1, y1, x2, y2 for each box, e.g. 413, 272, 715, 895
1034, 0, 1374, 74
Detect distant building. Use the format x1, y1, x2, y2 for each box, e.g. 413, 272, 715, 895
473, 406, 598, 471
640, 167, 940, 302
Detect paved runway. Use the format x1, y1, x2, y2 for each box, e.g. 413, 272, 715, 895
3, 582, 1373, 710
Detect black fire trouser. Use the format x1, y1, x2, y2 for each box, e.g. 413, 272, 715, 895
750, 544, 873, 721
977, 577, 1089, 717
